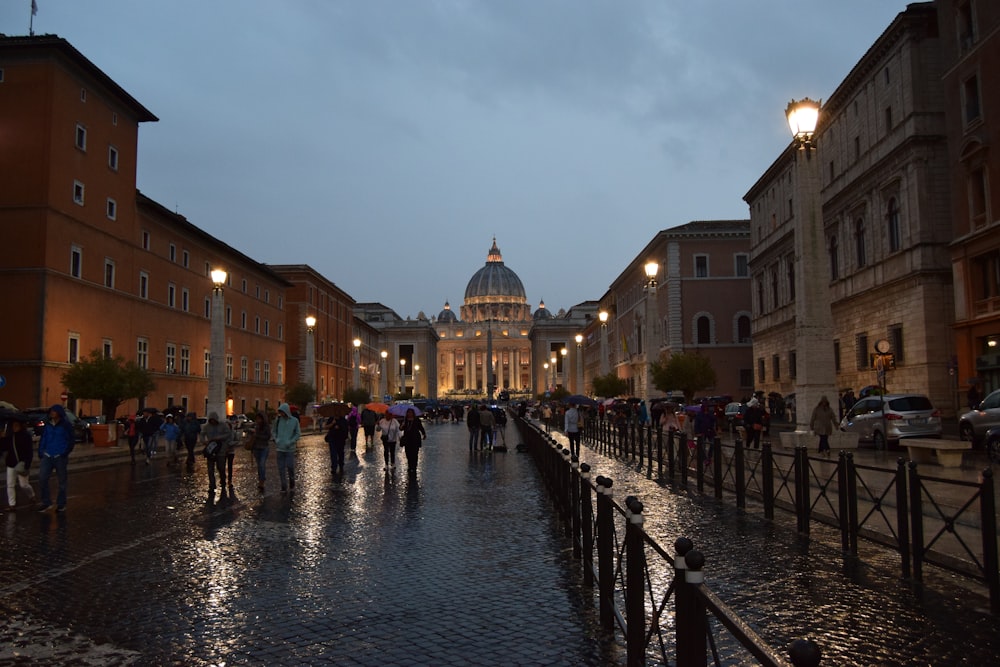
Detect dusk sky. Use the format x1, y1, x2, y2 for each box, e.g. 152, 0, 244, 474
3, 1, 905, 319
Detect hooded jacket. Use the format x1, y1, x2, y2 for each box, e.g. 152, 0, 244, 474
273, 403, 301, 452
201, 412, 233, 456
38, 404, 75, 457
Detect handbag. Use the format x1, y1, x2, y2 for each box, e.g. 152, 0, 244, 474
203, 440, 220, 458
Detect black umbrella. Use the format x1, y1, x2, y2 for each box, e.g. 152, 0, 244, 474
563, 395, 598, 407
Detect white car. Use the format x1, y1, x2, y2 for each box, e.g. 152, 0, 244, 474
839, 393, 941, 449
958, 388, 1000, 446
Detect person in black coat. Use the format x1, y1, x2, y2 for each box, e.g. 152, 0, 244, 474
399, 408, 426, 474
325, 415, 349, 475
2, 415, 36, 510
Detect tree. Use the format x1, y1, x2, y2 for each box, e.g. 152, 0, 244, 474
285, 382, 315, 413
343, 387, 371, 406
650, 352, 717, 403
61, 350, 156, 422
591, 373, 629, 398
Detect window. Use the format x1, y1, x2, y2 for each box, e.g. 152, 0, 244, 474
137, 338, 149, 369
68, 335, 80, 364
73, 181, 85, 205
277, 363, 284, 385
889, 325, 904, 364
786, 254, 795, 301
0, 69, 4, 83
182, 250, 190, 268
739, 369, 753, 388
254, 360, 261, 383
180, 346, 190, 375
264, 289, 270, 304
789, 351, 797, 379
737, 315, 751, 344
694, 255, 708, 278
277, 296, 283, 309
241, 311, 247, 329
111, 111, 117, 126
204, 298, 210, 318
263, 361, 271, 384
770, 268, 779, 306
973, 250, 1000, 300
884, 106, 892, 133
142, 231, 150, 250
169, 244, 176, 262
255, 285, 260, 299
106, 198, 117, 220
772, 355, 780, 380
856, 334, 869, 370
884, 67, 890, 85
958, 1, 976, 51
226, 354, 234, 380
696, 316, 711, 344
855, 217, 867, 267
757, 358, 766, 383
168, 283, 176, 308
756, 279, 765, 314
735, 254, 749, 277
70, 246, 82, 278
829, 236, 839, 280
104, 259, 115, 288
75, 124, 87, 151
254, 316, 260, 334
80, 88, 86, 102
182, 288, 189, 312
854, 136, 860, 161
139, 271, 149, 299
241, 279, 247, 293
969, 166, 989, 229
204, 350, 210, 377
225, 305, 232, 326
834, 340, 841, 372
963, 74, 982, 125
886, 197, 901, 252
264, 320, 270, 336
108, 145, 119, 171
166, 344, 176, 373
277, 324, 284, 340
240, 357, 248, 382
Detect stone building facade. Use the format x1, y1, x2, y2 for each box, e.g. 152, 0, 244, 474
744, 4, 957, 415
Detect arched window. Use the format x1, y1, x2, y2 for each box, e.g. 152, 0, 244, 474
855, 217, 867, 267
886, 197, 901, 252
696, 316, 711, 344
829, 235, 839, 280
757, 279, 765, 314
737, 315, 751, 343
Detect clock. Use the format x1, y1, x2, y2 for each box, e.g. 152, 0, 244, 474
875, 339, 891, 354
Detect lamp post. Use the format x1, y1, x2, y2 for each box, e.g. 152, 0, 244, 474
352, 338, 361, 390
560, 348, 568, 391
785, 98, 837, 440
550, 355, 558, 391
644, 261, 659, 402
413, 364, 419, 398
575, 334, 584, 394
304, 315, 317, 396
379, 350, 388, 400
208, 268, 227, 419
399, 358, 406, 397
542, 362, 549, 393
599, 310, 609, 376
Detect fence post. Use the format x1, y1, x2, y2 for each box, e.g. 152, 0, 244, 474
679, 433, 689, 485
562, 448, 573, 536
734, 433, 745, 507
571, 456, 581, 559
837, 451, 849, 553
665, 429, 674, 479
845, 452, 858, 556
979, 468, 999, 614
895, 457, 910, 579
637, 424, 645, 467
907, 461, 923, 581
676, 545, 707, 667
625, 497, 646, 667
581, 463, 594, 588
762, 439, 774, 520
696, 436, 705, 493
656, 427, 663, 479
596, 475, 615, 633
795, 446, 810, 534
712, 436, 723, 499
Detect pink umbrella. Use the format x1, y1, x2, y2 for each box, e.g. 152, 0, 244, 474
388, 403, 423, 417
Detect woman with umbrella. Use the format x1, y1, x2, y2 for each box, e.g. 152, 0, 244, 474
376, 410, 401, 470
2, 413, 35, 510
399, 408, 426, 475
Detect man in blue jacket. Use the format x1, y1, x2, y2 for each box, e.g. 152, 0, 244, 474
37, 404, 75, 512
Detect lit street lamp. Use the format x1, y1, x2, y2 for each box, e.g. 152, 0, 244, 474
208, 268, 227, 419
352, 338, 361, 390
599, 310, 609, 376
304, 315, 317, 394
550, 355, 557, 391
575, 334, 584, 394
542, 362, 549, 393
413, 364, 419, 397
379, 350, 388, 400
399, 358, 406, 397
785, 97, 836, 440
644, 261, 659, 401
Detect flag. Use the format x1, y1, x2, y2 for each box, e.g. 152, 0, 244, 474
31, 0, 38, 16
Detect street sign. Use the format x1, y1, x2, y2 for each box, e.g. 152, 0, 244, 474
60, 391, 69, 401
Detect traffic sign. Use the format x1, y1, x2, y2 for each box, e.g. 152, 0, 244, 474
60, 391, 69, 401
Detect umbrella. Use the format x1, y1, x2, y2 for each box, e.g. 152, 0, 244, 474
388, 403, 423, 417
316, 402, 352, 418
0, 400, 18, 411
563, 395, 598, 408
365, 402, 390, 414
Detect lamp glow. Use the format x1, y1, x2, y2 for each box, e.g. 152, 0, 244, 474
210, 268, 227, 287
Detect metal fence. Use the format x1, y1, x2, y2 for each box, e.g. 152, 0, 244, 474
516, 416, 823, 666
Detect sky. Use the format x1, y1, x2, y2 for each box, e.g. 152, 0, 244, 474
3, 1, 907, 319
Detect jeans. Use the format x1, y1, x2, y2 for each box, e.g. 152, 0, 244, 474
383, 441, 397, 466
184, 438, 197, 465
254, 447, 269, 482
567, 430, 581, 458
480, 427, 493, 448
38, 455, 68, 508
6, 465, 34, 506
328, 441, 346, 472
206, 455, 225, 493
143, 434, 158, 459
276, 450, 296, 490
468, 427, 480, 451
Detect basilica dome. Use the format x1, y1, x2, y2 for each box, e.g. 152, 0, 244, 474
437, 301, 458, 323
461, 238, 531, 323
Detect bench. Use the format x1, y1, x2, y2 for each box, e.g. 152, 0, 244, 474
903, 438, 971, 468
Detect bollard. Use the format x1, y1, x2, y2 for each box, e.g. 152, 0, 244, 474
895, 457, 910, 579
580, 463, 594, 587
845, 452, 858, 555
656, 427, 664, 479
980, 468, 1000, 613
712, 436, 722, 500
837, 450, 850, 554
907, 461, 924, 581
676, 547, 707, 667
679, 432, 689, 485
734, 433, 745, 507
762, 440, 774, 520
696, 436, 705, 494
625, 498, 645, 667
571, 456, 581, 558
794, 446, 810, 534
596, 476, 615, 632
788, 638, 822, 667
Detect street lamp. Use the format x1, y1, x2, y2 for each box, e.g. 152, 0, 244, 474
399, 358, 406, 397
560, 348, 568, 390
352, 338, 361, 390
599, 310, 609, 376
413, 364, 419, 398
304, 315, 317, 395
379, 350, 388, 400
785, 97, 836, 440
550, 354, 558, 390
644, 261, 659, 402
208, 268, 227, 419
575, 334, 584, 394
543, 362, 549, 392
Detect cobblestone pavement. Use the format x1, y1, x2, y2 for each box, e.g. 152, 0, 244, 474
0, 423, 624, 666
530, 421, 1000, 666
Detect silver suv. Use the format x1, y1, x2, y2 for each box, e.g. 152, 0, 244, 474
958, 388, 1000, 446
839, 393, 941, 449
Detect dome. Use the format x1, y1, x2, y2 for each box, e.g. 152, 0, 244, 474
437, 301, 458, 323
464, 238, 526, 302
532, 299, 553, 320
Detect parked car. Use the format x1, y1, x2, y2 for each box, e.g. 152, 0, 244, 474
724, 402, 745, 430
958, 388, 1000, 447
983, 426, 1000, 465
79, 415, 105, 442
839, 394, 941, 449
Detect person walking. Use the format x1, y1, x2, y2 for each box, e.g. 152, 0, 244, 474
399, 408, 426, 475
377, 411, 400, 469
249, 412, 271, 491
180, 412, 202, 470
273, 403, 301, 493
743, 398, 764, 449
693, 401, 717, 467
492, 406, 507, 447
564, 402, 581, 458
478, 404, 495, 451
347, 407, 360, 455
325, 414, 349, 476
2, 414, 35, 511
125, 413, 140, 465
159, 413, 181, 467
36, 405, 74, 512
201, 412, 231, 499
466, 403, 481, 452
809, 396, 839, 457
138, 408, 162, 465
361, 407, 378, 448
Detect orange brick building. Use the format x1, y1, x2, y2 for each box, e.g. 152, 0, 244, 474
0, 35, 288, 416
